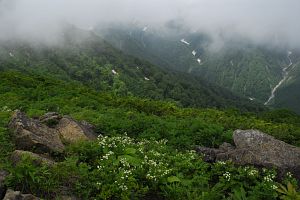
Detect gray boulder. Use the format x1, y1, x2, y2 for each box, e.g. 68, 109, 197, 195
0, 170, 9, 199
39, 112, 62, 127
56, 116, 96, 143
196, 129, 300, 180
3, 189, 39, 200
9, 111, 64, 154
10, 150, 56, 167
195, 147, 223, 162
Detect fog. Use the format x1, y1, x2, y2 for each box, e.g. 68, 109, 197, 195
0, 0, 299, 48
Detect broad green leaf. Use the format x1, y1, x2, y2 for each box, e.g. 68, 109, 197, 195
118, 155, 141, 166
124, 147, 136, 155
167, 176, 181, 183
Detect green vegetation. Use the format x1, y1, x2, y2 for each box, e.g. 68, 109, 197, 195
5, 136, 299, 200
276, 63, 300, 114
0, 27, 264, 112
0, 28, 300, 199
100, 26, 300, 112
0, 70, 300, 199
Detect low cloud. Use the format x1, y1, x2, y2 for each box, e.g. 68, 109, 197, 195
0, 0, 299, 48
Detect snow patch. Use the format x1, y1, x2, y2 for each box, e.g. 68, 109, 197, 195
286, 76, 293, 82
112, 69, 118, 75
192, 50, 197, 56
197, 58, 202, 64
230, 60, 234, 66
264, 51, 294, 105
180, 39, 190, 45
144, 77, 150, 81
248, 97, 255, 101
142, 26, 148, 32
9, 52, 14, 57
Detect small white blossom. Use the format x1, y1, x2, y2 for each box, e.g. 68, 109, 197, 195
263, 174, 275, 182
223, 172, 231, 181
248, 169, 258, 176
286, 172, 293, 178
271, 185, 278, 190
217, 161, 226, 165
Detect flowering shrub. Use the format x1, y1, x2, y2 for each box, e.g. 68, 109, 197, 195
63, 135, 299, 200
6, 133, 299, 199
81, 135, 175, 199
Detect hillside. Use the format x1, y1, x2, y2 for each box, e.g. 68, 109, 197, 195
0, 26, 263, 112
98, 25, 300, 113
1, 25, 300, 200
1, 0, 300, 199
0, 71, 300, 199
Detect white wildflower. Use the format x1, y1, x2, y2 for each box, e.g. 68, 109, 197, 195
223, 172, 231, 181
248, 169, 258, 176
271, 185, 278, 190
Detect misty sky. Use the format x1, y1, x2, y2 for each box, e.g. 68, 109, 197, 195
0, 0, 299, 47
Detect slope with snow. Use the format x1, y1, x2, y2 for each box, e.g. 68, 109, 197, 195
264, 51, 293, 105
192, 50, 197, 56
180, 39, 190, 45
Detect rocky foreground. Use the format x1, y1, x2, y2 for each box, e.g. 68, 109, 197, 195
196, 129, 300, 180
1, 111, 300, 199
1, 111, 97, 200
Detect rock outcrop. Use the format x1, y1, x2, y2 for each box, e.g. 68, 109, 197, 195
39, 112, 61, 127
57, 116, 96, 143
5, 111, 98, 199
196, 129, 300, 180
3, 189, 39, 200
8, 111, 97, 155
0, 170, 9, 199
9, 111, 65, 154
11, 150, 55, 167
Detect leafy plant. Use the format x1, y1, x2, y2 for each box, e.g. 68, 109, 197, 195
276, 182, 300, 200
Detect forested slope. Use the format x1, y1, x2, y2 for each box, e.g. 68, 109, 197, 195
99, 25, 300, 112
0, 26, 264, 112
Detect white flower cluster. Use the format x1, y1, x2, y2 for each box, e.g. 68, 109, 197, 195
248, 169, 258, 177
97, 165, 102, 170
95, 135, 174, 190
271, 185, 278, 190
137, 139, 151, 146
120, 158, 131, 168
187, 150, 197, 159
155, 139, 168, 145
119, 168, 133, 180
263, 174, 275, 182
143, 155, 171, 181
1, 106, 11, 112
217, 161, 226, 165
119, 183, 128, 191
223, 172, 231, 181
100, 151, 114, 161
149, 150, 161, 157
97, 134, 134, 149
286, 172, 293, 178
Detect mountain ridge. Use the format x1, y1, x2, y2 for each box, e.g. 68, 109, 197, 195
97, 24, 300, 113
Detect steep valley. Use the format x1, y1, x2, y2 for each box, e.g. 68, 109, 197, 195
98, 25, 300, 113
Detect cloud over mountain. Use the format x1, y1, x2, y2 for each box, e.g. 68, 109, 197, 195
0, 0, 299, 47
